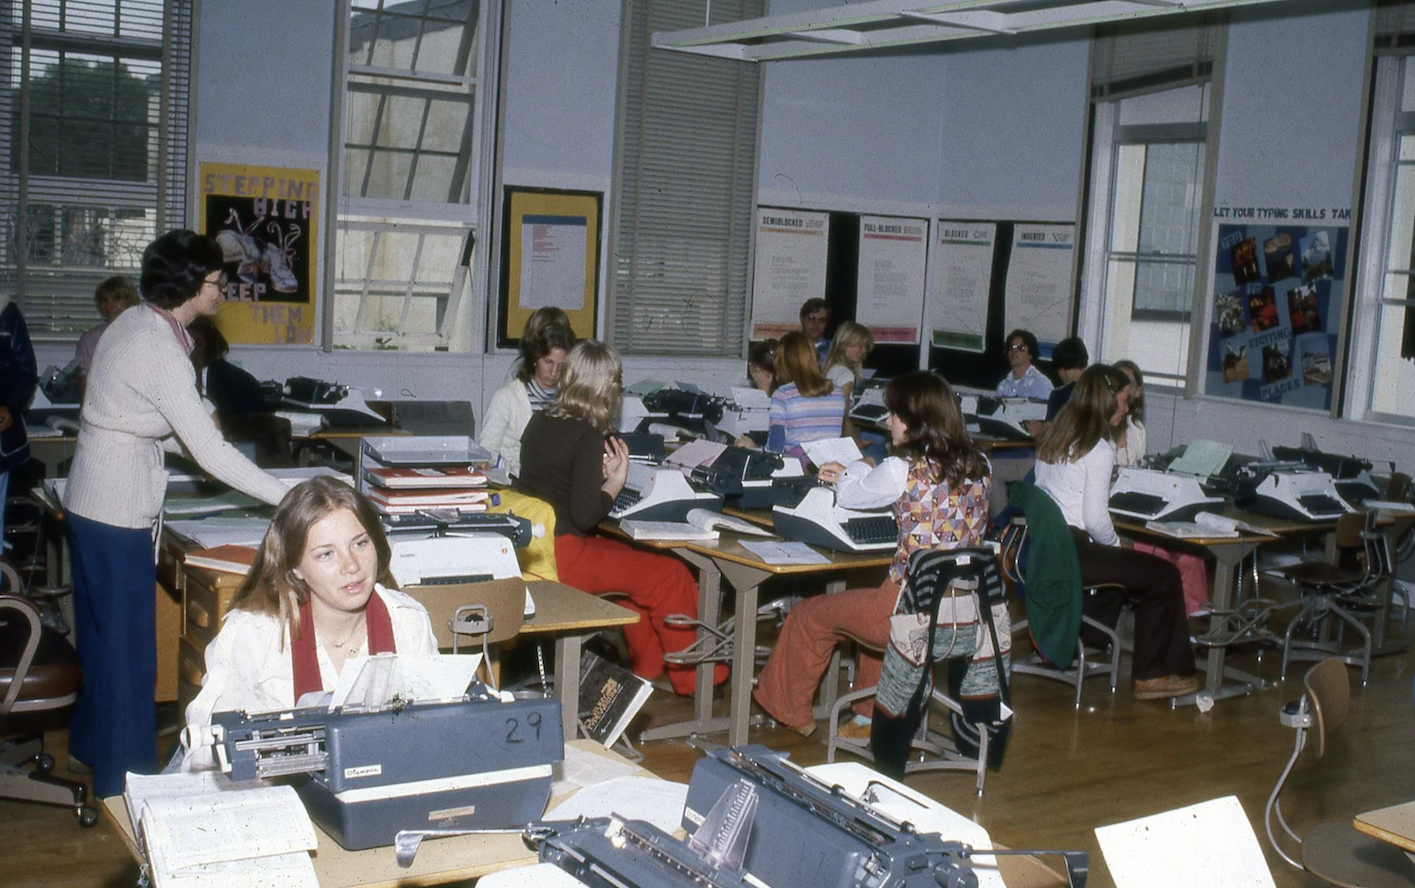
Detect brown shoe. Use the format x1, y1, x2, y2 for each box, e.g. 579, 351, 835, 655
835, 719, 872, 741
1132, 674, 1202, 701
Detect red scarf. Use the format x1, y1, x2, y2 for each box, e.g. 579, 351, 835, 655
146, 302, 195, 355
290, 591, 397, 703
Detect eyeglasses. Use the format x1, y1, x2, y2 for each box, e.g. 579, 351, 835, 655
204, 273, 229, 290
1007, 343, 1029, 353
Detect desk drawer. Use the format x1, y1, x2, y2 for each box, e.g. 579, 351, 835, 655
177, 635, 207, 713
183, 567, 240, 647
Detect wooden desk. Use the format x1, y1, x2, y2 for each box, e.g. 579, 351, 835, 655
102, 739, 651, 888
1354, 801, 1415, 853
628, 528, 892, 746
520, 580, 640, 742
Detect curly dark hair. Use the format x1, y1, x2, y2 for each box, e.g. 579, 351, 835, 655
140, 230, 224, 310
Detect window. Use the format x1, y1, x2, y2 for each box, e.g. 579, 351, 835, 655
0, 0, 190, 342
331, 0, 493, 351
1079, 16, 1220, 387
609, 0, 762, 356
1350, 52, 1415, 423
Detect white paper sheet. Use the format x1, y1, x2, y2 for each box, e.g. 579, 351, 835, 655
1095, 796, 1276, 888
545, 776, 689, 834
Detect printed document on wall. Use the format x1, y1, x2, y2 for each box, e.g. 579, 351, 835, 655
751, 207, 830, 339
929, 221, 995, 352
856, 215, 928, 344
1004, 224, 1074, 348
520, 214, 588, 310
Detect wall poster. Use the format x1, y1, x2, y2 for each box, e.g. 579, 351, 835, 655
750, 207, 830, 340
928, 221, 996, 352
199, 162, 319, 345
499, 187, 601, 347
855, 215, 928, 344
1206, 219, 1346, 410
1003, 223, 1074, 348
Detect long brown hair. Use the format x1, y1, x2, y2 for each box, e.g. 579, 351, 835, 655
1035, 364, 1129, 464
774, 331, 833, 398
228, 477, 395, 642
546, 339, 622, 432
885, 371, 989, 487
515, 307, 576, 384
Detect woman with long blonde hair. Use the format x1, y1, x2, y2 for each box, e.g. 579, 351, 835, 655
518, 340, 726, 694
767, 331, 846, 464
181, 478, 437, 769
1034, 365, 1197, 701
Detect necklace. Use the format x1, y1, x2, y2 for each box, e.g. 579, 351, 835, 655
321, 614, 367, 654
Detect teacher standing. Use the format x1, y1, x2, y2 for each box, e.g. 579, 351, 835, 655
63, 230, 289, 798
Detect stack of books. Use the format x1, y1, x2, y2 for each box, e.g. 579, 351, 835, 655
363, 466, 492, 515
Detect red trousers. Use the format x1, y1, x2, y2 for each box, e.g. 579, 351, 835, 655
754, 580, 898, 730
555, 533, 725, 695
1133, 541, 1210, 616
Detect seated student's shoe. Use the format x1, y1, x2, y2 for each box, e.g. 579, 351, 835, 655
835, 718, 872, 741
66, 754, 92, 775
1132, 674, 1202, 701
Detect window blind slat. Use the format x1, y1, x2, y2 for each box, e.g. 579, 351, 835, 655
1091, 12, 1220, 101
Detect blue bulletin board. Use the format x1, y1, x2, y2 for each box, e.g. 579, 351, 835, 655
1205, 223, 1346, 410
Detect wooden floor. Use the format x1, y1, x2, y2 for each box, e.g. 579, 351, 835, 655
4, 625, 1411, 887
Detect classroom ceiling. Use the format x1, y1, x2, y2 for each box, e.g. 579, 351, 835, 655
652, 0, 1299, 62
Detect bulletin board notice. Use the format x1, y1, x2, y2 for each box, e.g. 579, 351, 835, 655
1205, 216, 1346, 410
199, 162, 319, 345
855, 215, 928, 344
929, 220, 996, 352
500, 187, 601, 347
751, 207, 830, 340
1003, 223, 1074, 349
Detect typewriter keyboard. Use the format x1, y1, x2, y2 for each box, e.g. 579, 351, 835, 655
844, 515, 898, 546
1109, 491, 1168, 516
852, 404, 888, 421
612, 487, 642, 514
1297, 494, 1345, 516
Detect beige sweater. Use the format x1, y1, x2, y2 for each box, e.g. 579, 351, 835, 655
63, 305, 289, 528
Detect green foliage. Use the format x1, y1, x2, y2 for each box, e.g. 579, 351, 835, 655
14, 57, 153, 182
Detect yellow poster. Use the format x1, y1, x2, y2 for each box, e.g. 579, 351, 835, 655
198, 162, 319, 345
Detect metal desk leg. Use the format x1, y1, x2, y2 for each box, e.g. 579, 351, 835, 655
716, 560, 772, 747
555, 632, 583, 742
638, 550, 733, 742
1172, 538, 1268, 708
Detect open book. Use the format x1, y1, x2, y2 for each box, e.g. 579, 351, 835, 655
620, 507, 774, 541
1145, 511, 1275, 540
578, 650, 654, 747
125, 773, 317, 888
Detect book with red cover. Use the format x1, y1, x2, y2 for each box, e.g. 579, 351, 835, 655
364, 466, 488, 489
185, 544, 259, 576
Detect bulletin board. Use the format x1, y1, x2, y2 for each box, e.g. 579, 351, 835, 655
1205, 221, 1345, 410
198, 162, 319, 345
498, 187, 601, 347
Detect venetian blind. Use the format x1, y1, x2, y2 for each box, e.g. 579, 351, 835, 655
1090, 13, 1222, 102
1376, 0, 1415, 54
610, 0, 762, 356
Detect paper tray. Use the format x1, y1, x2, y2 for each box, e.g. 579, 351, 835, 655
362, 435, 495, 467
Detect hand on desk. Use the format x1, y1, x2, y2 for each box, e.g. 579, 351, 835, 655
817, 461, 846, 485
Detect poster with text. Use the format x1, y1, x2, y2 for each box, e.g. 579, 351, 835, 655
199, 162, 319, 345
1206, 221, 1346, 410
501, 188, 601, 345
929, 221, 996, 352
751, 207, 829, 340
855, 215, 927, 344
1004, 224, 1074, 348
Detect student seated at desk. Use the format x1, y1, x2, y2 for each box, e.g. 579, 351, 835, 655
189, 318, 293, 468
764, 331, 846, 466
75, 274, 141, 400
825, 322, 885, 462
1033, 365, 1199, 701
518, 340, 726, 696
732, 339, 777, 449
181, 478, 437, 770
995, 328, 1053, 400
754, 371, 991, 738
479, 307, 575, 478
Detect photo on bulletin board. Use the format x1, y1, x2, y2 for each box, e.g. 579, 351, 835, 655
498, 187, 601, 348
1205, 221, 1346, 410
198, 161, 319, 345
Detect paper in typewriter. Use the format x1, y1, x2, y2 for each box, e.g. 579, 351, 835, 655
326, 652, 484, 710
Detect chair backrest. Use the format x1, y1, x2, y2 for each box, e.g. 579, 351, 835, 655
1387, 471, 1412, 503
0, 594, 42, 715
404, 579, 527, 648
1332, 511, 1366, 550
1302, 657, 1350, 759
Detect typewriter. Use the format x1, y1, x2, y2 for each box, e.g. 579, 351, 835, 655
955, 388, 1046, 441
611, 462, 724, 522
847, 379, 889, 425
201, 684, 563, 850
282, 376, 388, 427
1109, 467, 1226, 522
772, 485, 897, 553
379, 511, 532, 547
1271, 444, 1382, 504
690, 447, 795, 510
715, 386, 770, 440
1236, 467, 1356, 523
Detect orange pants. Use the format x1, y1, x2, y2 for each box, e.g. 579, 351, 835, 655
555, 533, 726, 695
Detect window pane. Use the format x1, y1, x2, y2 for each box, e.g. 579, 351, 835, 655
1133, 257, 1194, 315
348, 1, 477, 78
15, 53, 157, 182
1369, 299, 1415, 418
1138, 142, 1204, 255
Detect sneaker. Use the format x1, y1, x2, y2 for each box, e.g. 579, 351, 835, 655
1132, 674, 1202, 701
262, 241, 299, 293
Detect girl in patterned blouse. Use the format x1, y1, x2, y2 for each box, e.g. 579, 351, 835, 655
754, 371, 991, 737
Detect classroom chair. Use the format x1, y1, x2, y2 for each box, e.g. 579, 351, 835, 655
1271, 510, 1389, 686
0, 588, 97, 826
1264, 657, 1415, 886
998, 517, 1124, 707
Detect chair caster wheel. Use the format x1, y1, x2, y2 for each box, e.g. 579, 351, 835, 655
77, 805, 99, 827
34, 753, 54, 774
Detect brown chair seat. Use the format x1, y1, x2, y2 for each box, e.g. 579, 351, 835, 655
0, 614, 80, 703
